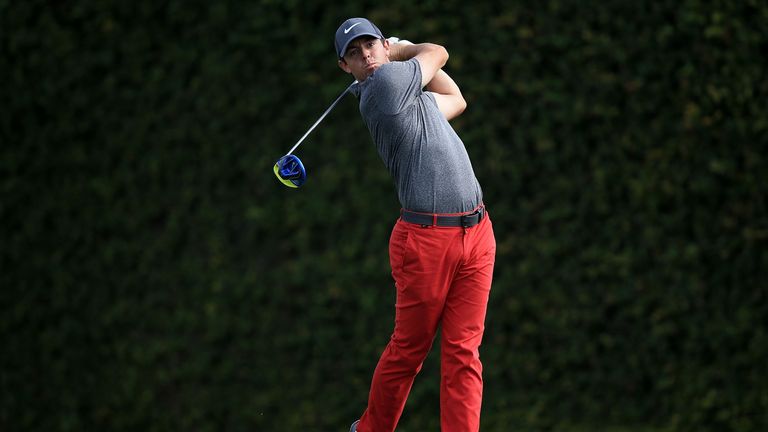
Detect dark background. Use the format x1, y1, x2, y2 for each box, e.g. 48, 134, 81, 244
2, 1, 767, 431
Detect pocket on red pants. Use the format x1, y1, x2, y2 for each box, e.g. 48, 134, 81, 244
389, 222, 411, 272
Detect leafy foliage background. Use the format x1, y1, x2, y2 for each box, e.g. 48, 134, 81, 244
2, 1, 766, 431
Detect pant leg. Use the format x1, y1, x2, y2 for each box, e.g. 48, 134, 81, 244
440, 215, 496, 432
357, 220, 463, 432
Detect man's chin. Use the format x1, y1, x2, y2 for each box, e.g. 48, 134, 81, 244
357, 70, 374, 82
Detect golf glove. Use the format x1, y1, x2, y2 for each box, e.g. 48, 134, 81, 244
386, 36, 414, 46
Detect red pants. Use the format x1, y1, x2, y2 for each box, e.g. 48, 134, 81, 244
357, 211, 496, 432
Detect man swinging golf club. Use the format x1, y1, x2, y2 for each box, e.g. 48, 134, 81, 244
335, 17, 496, 432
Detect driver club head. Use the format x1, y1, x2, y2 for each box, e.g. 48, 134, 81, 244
273, 154, 307, 188
272, 81, 357, 191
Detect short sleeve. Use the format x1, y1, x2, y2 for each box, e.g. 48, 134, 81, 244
364, 58, 423, 115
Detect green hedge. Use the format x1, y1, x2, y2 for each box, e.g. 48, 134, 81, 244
2, 1, 766, 431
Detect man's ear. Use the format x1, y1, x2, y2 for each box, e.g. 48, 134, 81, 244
338, 59, 351, 74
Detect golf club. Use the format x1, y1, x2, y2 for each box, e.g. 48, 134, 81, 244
274, 80, 358, 188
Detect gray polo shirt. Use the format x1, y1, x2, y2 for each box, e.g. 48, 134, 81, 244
354, 58, 483, 214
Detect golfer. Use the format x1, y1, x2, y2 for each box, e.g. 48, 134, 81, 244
335, 17, 496, 432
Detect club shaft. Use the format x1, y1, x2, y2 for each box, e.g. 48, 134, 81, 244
285, 80, 357, 156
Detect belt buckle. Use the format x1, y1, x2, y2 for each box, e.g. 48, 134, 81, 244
461, 207, 485, 228
460, 209, 481, 228
460, 214, 471, 227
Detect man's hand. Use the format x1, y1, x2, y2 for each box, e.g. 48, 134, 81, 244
386, 36, 413, 46
385, 36, 414, 62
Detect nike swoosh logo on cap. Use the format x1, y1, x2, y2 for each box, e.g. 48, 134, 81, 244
344, 22, 361, 34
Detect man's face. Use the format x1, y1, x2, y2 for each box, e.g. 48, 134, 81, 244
338, 36, 390, 82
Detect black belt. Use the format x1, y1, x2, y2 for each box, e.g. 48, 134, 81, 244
401, 206, 485, 228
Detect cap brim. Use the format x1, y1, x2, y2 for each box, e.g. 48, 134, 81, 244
338, 32, 385, 58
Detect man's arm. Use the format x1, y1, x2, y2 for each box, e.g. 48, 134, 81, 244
388, 42, 446, 87
387, 40, 467, 120
426, 70, 467, 120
